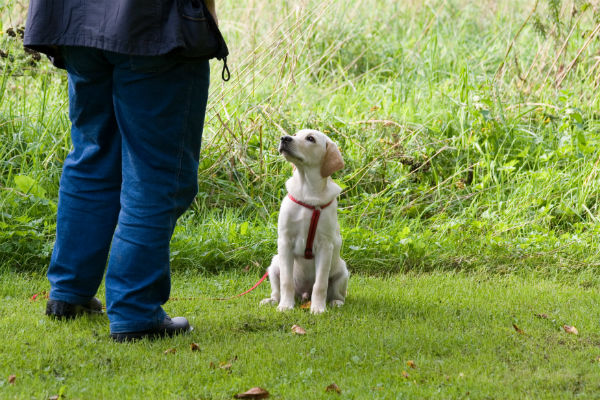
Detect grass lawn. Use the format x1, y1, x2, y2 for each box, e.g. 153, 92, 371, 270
1, 268, 600, 399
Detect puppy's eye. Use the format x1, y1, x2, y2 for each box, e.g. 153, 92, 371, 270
306, 136, 315, 143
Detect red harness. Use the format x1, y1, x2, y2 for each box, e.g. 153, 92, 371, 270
287, 194, 334, 259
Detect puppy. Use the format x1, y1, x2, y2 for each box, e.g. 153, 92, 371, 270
260, 129, 349, 314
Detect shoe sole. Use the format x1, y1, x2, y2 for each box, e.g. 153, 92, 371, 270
46, 299, 103, 319
111, 326, 193, 343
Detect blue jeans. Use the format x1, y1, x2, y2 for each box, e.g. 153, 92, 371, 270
48, 47, 209, 333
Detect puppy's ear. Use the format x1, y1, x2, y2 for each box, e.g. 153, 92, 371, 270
320, 141, 345, 177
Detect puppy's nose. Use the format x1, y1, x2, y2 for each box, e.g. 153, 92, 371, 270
280, 136, 293, 143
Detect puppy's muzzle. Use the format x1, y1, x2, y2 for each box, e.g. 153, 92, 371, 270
279, 135, 293, 154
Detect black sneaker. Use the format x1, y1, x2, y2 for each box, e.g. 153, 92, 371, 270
110, 316, 192, 342
46, 298, 104, 319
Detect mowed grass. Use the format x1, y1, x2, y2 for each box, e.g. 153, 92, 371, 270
1, 269, 600, 399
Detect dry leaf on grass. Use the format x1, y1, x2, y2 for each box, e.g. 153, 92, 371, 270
325, 383, 341, 393
190, 342, 200, 352
211, 356, 237, 371
219, 362, 232, 370
512, 323, 525, 334
234, 387, 269, 399
407, 360, 417, 369
563, 325, 579, 335
8, 374, 16, 384
164, 348, 177, 354
291, 324, 306, 335
535, 313, 548, 319
300, 301, 311, 309
402, 371, 410, 379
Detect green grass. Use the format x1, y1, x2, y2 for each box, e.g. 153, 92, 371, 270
2, 0, 600, 273
2, 270, 600, 399
2, 0, 600, 397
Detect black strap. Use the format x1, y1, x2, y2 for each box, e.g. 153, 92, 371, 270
221, 57, 230, 81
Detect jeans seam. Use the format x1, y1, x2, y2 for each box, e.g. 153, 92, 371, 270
173, 63, 196, 224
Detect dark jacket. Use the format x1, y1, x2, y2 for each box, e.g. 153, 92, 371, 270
24, 0, 228, 69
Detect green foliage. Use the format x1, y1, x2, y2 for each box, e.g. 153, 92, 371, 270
1, 0, 600, 273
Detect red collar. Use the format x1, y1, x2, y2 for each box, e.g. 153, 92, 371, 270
287, 194, 334, 211
287, 194, 334, 259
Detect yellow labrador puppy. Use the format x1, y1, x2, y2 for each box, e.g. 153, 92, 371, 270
261, 129, 349, 314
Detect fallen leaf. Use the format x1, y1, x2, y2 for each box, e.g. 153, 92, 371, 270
300, 301, 311, 309
219, 362, 232, 370
234, 387, 269, 399
325, 383, 341, 393
164, 348, 177, 354
402, 371, 410, 379
190, 342, 200, 352
535, 313, 548, 319
512, 323, 525, 334
563, 325, 579, 335
8, 374, 16, 384
407, 360, 417, 369
291, 324, 306, 335
212, 356, 237, 371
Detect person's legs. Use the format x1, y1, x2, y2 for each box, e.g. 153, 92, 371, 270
104, 53, 210, 333
47, 47, 121, 306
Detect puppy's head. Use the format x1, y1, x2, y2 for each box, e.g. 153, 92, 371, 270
279, 129, 344, 177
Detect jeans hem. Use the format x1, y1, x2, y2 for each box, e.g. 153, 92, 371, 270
49, 291, 96, 305
109, 308, 168, 333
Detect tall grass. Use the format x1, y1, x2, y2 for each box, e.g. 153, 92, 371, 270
1, 0, 600, 274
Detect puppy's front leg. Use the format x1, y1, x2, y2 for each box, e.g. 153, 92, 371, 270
277, 238, 295, 311
311, 244, 333, 314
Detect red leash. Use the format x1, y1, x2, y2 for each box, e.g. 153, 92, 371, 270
287, 194, 333, 259
30, 272, 270, 304
209, 271, 269, 301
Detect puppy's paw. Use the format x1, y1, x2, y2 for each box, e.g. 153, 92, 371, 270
277, 304, 294, 312
329, 300, 344, 308
277, 298, 295, 311
310, 304, 326, 314
260, 298, 278, 306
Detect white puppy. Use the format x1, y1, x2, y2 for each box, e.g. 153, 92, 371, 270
261, 129, 349, 314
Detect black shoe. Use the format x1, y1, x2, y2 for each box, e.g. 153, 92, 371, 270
110, 316, 192, 342
46, 298, 104, 319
